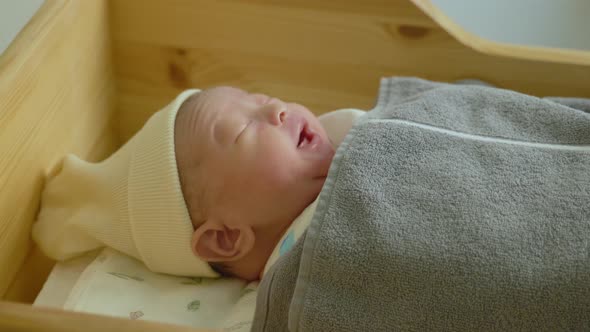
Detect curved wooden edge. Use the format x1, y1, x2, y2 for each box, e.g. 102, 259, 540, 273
410, 0, 590, 66
0, 302, 217, 332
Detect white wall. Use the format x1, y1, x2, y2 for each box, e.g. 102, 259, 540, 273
0, 0, 45, 55
431, 0, 590, 51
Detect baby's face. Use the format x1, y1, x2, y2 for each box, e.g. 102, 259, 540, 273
176, 87, 334, 236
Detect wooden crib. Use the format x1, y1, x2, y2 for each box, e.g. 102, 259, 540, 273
1, 0, 589, 330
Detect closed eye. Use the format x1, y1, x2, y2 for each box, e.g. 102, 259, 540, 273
234, 120, 252, 144
251, 93, 271, 105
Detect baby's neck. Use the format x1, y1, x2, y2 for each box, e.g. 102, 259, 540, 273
224, 197, 317, 280
226, 223, 291, 281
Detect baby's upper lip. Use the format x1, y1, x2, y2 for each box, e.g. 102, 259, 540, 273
285, 112, 320, 150
287, 113, 305, 148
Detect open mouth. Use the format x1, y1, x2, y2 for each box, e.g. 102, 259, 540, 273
297, 123, 315, 148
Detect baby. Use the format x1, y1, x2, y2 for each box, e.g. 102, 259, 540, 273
174, 87, 364, 279
33, 87, 363, 280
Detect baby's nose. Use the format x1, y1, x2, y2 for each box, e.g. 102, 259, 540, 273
264, 102, 286, 126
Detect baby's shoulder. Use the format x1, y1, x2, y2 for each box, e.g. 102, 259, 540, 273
319, 109, 365, 147
319, 108, 365, 124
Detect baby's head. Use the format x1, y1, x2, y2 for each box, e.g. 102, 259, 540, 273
33, 87, 333, 282
174, 87, 334, 280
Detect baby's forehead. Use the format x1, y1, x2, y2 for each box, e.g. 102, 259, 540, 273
181, 87, 246, 116
175, 93, 211, 166
200, 86, 248, 105
208, 86, 247, 97
176, 85, 257, 144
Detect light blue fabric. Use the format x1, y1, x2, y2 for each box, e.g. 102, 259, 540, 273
279, 231, 295, 256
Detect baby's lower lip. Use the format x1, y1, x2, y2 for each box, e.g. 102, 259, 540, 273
304, 131, 324, 151
297, 125, 316, 150
307, 132, 319, 149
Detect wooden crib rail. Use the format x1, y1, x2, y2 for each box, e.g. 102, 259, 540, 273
0, 302, 217, 332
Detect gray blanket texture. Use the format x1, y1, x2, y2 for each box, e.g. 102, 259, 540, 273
252, 77, 590, 331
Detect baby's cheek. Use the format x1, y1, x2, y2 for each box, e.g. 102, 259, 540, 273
255, 141, 292, 169
258, 160, 294, 185
251, 155, 298, 191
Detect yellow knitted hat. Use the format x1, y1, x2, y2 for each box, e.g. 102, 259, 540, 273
33, 89, 219, 277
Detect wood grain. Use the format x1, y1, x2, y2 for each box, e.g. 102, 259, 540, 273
0, 0, 118, 299
0, 302, 216, 332
110, 0, 590, 142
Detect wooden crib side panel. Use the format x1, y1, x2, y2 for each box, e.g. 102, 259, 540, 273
0, 0, 118, 300
110, 0, 590, 143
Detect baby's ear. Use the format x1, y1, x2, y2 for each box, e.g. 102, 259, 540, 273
191, 219, 255, 262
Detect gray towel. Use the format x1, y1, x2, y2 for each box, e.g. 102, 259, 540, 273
252, 77, 590, 331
